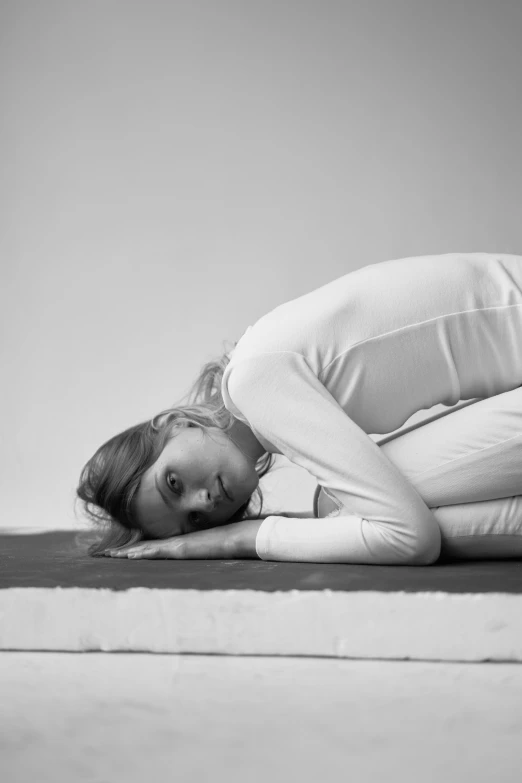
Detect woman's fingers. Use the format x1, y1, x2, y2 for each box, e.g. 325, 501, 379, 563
104, 537, 183, 559
105, 546, 158, 559
104, 547, 139, 557
127, 547, 158, 559
105, 546, 156, 558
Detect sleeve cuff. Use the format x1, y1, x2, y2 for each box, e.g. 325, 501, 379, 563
255, 516, 278, 560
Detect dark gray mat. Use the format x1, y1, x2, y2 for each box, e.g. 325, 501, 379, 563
1, 532, 521, 593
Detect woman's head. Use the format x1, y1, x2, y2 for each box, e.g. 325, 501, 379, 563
134, 418, 264, 538
76, 346, 275, 556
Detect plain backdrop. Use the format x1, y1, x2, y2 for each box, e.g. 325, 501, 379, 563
1, 0, 521, 531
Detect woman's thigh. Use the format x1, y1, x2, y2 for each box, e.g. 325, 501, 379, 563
379, 386, 522, 507
431, 496, 522, 560
315, 387, 522, 559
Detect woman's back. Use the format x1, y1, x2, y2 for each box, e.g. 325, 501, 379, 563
225, 253, 522, 434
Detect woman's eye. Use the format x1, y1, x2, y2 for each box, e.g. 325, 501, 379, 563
166, 473, 180, 493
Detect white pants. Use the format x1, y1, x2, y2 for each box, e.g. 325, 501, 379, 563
315, 388, 522, 560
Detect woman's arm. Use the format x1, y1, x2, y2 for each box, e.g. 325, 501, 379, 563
225, 351, 442, 565
106, 513, 318, 560
106, 518, 265, 560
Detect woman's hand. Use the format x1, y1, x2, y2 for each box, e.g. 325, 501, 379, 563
105, 536, 186, 560
104, 518, 264, 560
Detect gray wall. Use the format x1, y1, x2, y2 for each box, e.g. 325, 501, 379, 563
2, 0, 521, 529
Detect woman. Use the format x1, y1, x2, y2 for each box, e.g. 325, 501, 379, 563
77, 252, 522, 564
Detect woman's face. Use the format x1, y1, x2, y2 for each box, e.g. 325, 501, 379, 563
134, 425, 260, 539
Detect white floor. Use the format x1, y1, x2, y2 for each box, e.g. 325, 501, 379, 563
1, 652, 521, 783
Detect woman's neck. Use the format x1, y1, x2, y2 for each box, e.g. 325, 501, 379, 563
228, 418, 266, 463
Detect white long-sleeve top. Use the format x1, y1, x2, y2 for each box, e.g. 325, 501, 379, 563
220, 253, 522, 564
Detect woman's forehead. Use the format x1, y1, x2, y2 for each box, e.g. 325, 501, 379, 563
162, 425, 205, 453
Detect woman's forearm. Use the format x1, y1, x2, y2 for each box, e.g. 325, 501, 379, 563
179, 519, 264, 559
180, 515, 319, 559
226, 513, 315, 558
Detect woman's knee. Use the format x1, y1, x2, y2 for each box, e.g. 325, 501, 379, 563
407, 529, 442, 565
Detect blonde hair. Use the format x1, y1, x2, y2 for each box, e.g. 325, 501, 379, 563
76, 342, 275, 556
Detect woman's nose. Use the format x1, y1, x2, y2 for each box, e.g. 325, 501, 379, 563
193, 488, 216, 511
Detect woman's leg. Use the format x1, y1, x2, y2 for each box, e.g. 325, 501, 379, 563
316, 387, 522, 559
428, 495, 522, 560
379, 386, 522, 507
380, 387, 522, 559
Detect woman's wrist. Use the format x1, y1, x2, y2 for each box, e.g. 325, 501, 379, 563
230, 518, 264, 559
174, 519, 264, 560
